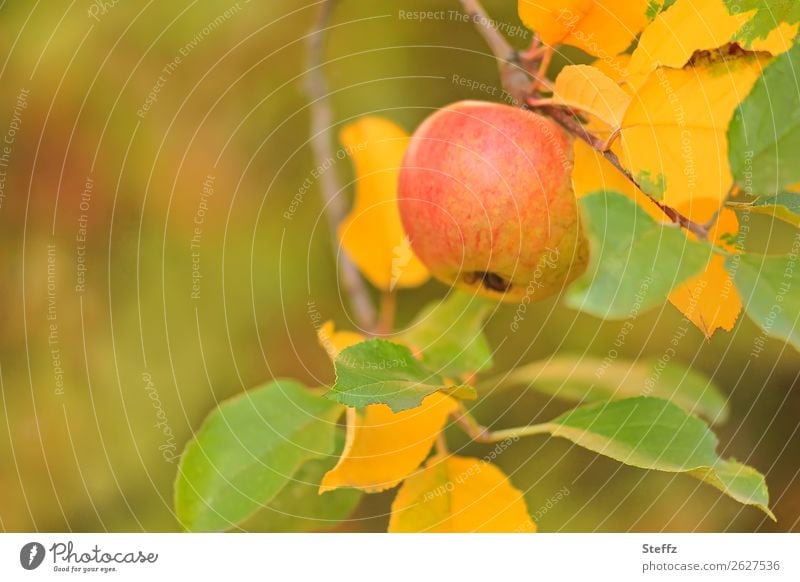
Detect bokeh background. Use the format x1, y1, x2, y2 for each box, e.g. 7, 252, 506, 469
0, 0, 798, 533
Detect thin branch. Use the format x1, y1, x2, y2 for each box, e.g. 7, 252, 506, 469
540, 103, 711, 239
306, 0, 377, 331
461, 0, 711, 241
459, 0, 516, 64
533, 46, 554, 92
658, 204, 711, 240
703, 184, 738, 234
459, 0, 532, 104
518, 37, 554, 92
453, 405, 490, 442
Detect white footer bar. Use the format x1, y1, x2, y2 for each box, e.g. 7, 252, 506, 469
1, 533, 797, 581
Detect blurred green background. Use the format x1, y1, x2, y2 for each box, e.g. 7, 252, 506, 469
0, 0, 798, 533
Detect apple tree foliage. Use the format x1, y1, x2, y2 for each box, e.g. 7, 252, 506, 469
173, 0, 798, 532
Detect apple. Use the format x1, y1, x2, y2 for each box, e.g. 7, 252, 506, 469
397, 100, 588, 303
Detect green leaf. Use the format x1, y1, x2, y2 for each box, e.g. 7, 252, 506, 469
748, 193, 800, 227
501, 355, 729, 423
240, 431, 361, 532
175, 380, 343, 532
566, 191, 712, 319
724, 0, 800, 45
540, 397, 772, 518
646, 0, 677, 21
726, 252, 800, 350
729, 44, 800, 195
636, 170, 667, 199
400, 291, 493, 378
327, 339, 476, 412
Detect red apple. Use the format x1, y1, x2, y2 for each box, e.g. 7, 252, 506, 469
398, 100, 588, 302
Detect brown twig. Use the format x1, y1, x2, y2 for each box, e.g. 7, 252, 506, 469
703, 184, 738, 234
461, 0, 711, 240
518, 38, 554, 92
305, 0, 377, 331
459, 0, 532, 104
533, 46, 554, 92
453, 404, 491, 443
459, 0, 516, 64
539, 102, 711, 239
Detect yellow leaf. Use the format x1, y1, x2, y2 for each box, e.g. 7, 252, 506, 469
571, 87, 745, 337
389, 455, 536, 532
592, 54, 633, 85
519, 0, 650, 57
668, 202, 742, 337
317, 320, 363, 360
317, 321, 458, 493
317, 322, 457, 493
752, 22, 798, 55
553, 65, 631, 128
629, 0, 796, 77
319, 392, 458, 494
338, 117, 429, 291
696, 200, 740, 252
571, 139, 663, 221
618, 54, 768, 222
669, 253, 742, 337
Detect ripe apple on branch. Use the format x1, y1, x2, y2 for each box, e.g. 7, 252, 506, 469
398, 100, 589, 302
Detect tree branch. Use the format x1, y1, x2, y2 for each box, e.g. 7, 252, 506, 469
459, 0, 532, 104
539, 102, 711, 239
460, 0, 711, 240
702, 184, 738, 234
459, 0, 515, 63
305, 0, 377, 331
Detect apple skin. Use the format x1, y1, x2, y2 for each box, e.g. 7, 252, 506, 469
397, 100, 588, 303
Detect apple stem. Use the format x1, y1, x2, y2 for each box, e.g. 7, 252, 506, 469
305, 0, 378, 332
461, 0, 712, 241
